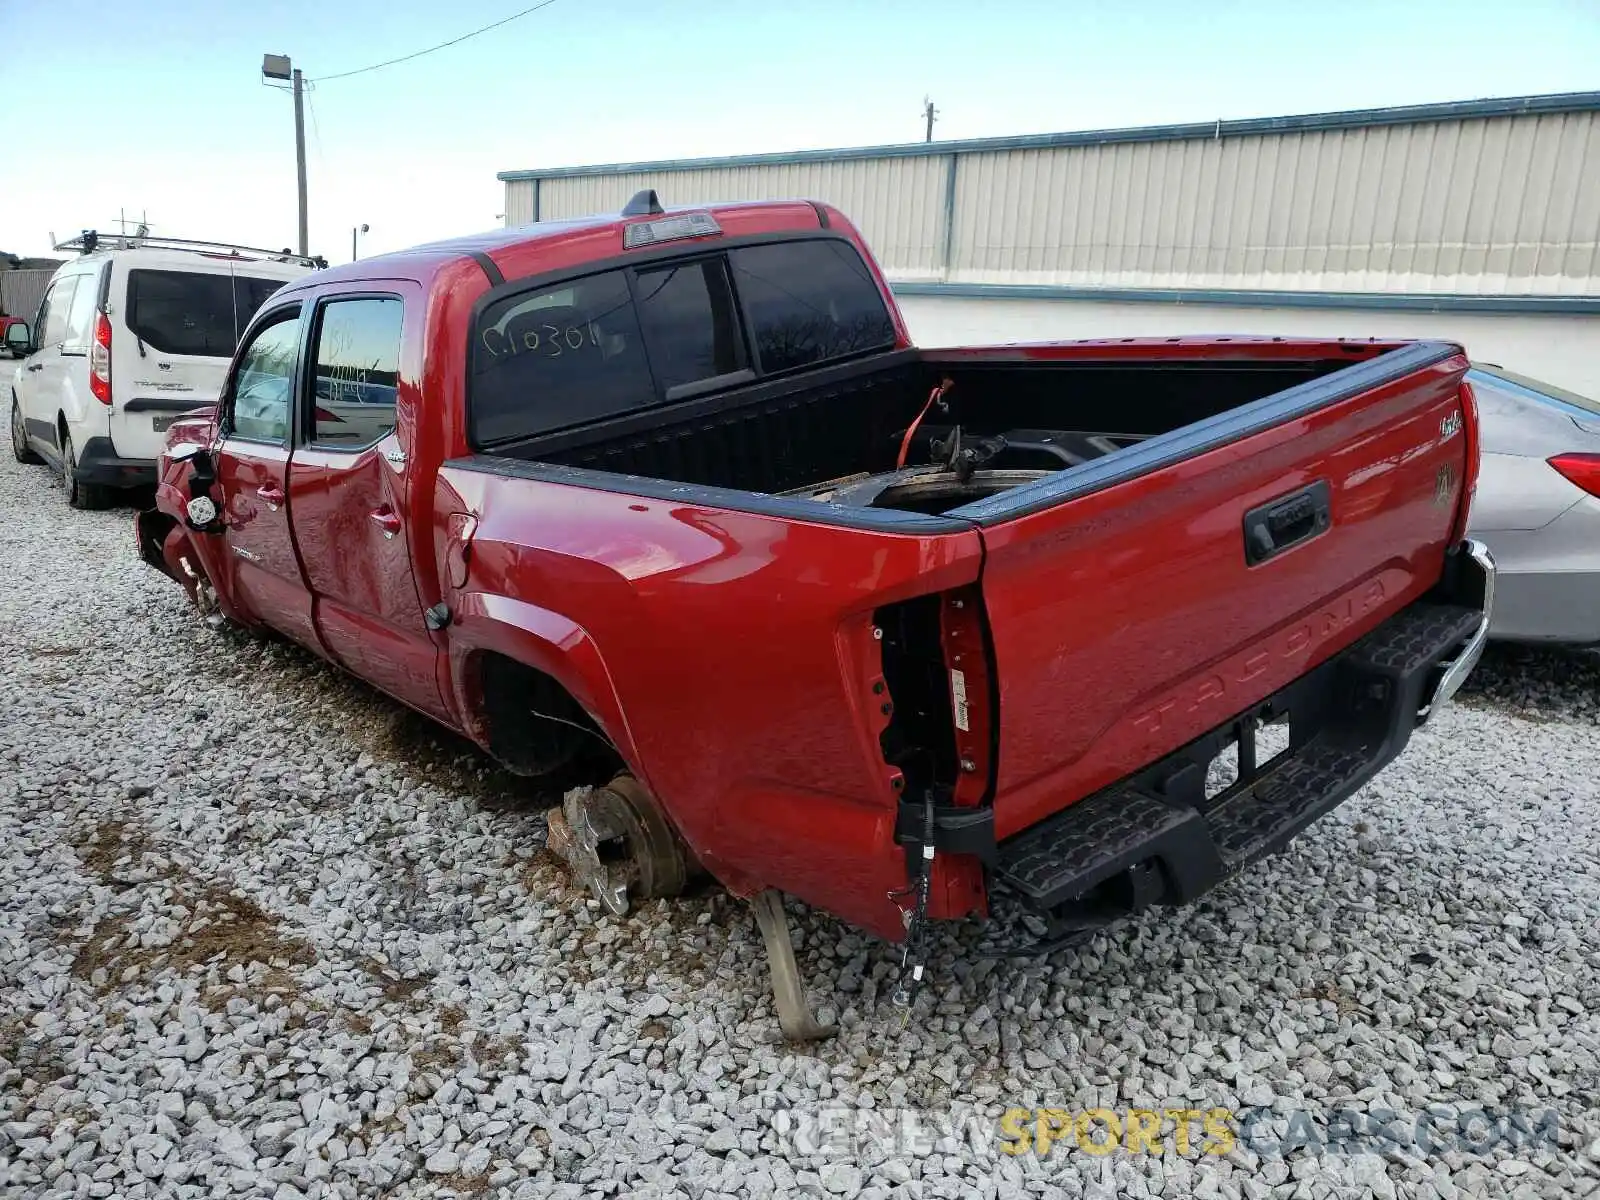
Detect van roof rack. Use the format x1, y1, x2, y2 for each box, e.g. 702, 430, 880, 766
52, 230, 326, 269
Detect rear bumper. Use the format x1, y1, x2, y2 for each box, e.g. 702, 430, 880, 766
1475, 497, 1600, 645
75, 436, 157, 489
1426, 539, 1493, 714
988, 539, 1495, 939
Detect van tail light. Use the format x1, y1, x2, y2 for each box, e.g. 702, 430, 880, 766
89, 313, 113, 405
1548, 453, 1600, 498
1450, 379, 1480, 541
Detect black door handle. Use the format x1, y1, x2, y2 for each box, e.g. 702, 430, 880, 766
25, 363, 43, 372
1243, 480, 1331, 565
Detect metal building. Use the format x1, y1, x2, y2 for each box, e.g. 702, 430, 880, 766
500, 91, 1600, 396
0, 270, 54, 324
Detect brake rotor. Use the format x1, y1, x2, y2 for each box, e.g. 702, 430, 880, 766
546, 774, 699, 916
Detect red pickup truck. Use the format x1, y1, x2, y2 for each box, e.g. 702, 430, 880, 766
0, 313, 24, 355
138, 194, 1493, 1037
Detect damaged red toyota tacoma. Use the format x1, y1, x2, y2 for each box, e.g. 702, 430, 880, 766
138, 195, 1493, 1037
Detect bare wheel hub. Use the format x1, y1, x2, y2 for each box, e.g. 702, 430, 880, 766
546, 774, 697, 916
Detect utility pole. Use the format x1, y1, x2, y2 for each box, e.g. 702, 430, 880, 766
923, 96, 937, 143
292, 69, 309, 257
262, 55, 309, 257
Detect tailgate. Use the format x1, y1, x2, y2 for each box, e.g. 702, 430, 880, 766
967, 343, 1471, 838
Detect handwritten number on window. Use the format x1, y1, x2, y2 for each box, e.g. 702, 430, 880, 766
484, 321, 604, 361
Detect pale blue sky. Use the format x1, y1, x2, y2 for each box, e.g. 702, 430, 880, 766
2, 0, 1597, 260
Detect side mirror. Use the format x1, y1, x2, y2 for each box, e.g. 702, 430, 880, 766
4, 322, 31, 353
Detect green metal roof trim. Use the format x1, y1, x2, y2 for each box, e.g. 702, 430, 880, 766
499, 91, 1600, 182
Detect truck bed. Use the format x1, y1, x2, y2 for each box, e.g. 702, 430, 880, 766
479, 341, 1361, 516
446, 336, 1475, 940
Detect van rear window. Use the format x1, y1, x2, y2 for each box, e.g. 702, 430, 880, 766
469, 237, 894, 446
126, 269, 288, 357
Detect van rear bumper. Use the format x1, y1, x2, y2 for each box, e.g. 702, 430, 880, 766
75, 437, 157, 489
985, 540, 1495, 946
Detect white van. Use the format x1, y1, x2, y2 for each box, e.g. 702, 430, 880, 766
6, 233, 318, 507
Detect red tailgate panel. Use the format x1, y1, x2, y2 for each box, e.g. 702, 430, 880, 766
979, 352, 1470, 839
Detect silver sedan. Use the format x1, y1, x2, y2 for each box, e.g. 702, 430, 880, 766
1467, 364, 1600, 647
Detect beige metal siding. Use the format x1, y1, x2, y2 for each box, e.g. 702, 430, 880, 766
504, 180, 536, 226
519, 156, 951, 280
0, 270, 54, 324
947, 110, 1600, 294
501, 101, 1600, 299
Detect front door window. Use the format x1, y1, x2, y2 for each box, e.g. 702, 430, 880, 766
228, 310, 301, 443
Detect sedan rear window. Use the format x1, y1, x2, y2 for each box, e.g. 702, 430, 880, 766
1470, 364, 1600, 417
126, 269, 288, 357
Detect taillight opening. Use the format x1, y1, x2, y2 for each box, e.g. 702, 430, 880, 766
1548, 452, 1600, 498
89, 313, 113, 405
874, 594, 958, 803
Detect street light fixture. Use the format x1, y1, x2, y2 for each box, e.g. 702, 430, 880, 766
352, 223, 370, 262
262, 53, 308, 257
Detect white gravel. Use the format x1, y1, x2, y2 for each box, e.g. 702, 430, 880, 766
1, 443, 1598, 1199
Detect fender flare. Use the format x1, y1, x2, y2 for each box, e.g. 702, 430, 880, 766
446, 591, 650, 791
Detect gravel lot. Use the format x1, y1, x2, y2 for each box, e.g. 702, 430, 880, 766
1, 444, 1598, 1200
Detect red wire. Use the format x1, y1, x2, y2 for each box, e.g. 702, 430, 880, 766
897, 379, 952, 469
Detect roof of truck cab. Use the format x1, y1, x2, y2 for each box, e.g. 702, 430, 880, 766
297, 200, 838, 291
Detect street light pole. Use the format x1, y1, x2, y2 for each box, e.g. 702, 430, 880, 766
292, 69, 308, 257
263, 54, 309, 257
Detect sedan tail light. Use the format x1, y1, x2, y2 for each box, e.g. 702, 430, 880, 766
89, 313, 113, 405
1548, 452, 1600, 498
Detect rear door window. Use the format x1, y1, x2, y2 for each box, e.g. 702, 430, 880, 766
473, 270, 655, 445
308, 297, 403, 447
37, 278, 76, 348
126, 269, 289, 358
727, 241, 895, 374
62, 272, 100, 354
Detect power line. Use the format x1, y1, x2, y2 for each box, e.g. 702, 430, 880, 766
312, 0, 559, 83
304, 88, 329, 173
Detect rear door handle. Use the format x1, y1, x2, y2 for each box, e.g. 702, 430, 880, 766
256, 485, 284, 511
369, 507, 402, 540
25, 363, 42, 372
1243, 480, 1331, 565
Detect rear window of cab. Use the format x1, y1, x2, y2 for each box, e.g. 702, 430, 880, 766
469, 237, 895, 447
